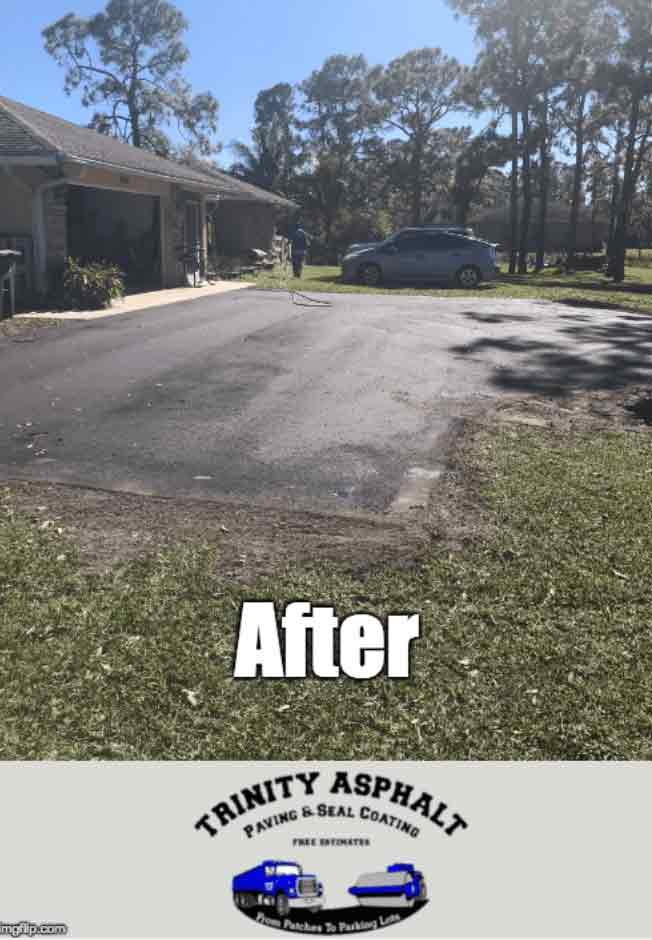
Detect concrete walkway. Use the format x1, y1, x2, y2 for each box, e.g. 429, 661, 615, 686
15, 280, 252, 321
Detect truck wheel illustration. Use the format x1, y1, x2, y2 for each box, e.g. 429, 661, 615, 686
232, 861, 323, 916
275, 893, 290, 917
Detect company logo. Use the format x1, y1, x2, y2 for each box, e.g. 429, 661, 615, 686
232, 859, 427, 934
194, 770, 468, 935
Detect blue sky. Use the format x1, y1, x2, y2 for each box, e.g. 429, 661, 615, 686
0, 0, 477, 161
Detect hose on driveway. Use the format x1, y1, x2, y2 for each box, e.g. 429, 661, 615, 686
276, 255, 333, 307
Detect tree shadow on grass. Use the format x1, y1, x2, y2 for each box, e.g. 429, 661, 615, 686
498, 273, 652, 295
498, 274, 611, 291
449, 314, 652, 396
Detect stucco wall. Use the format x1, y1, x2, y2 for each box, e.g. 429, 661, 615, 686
65, 164, 171, 199
213, 200, 278, 254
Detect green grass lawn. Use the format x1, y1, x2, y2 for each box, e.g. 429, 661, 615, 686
246, 256, 652, 316
2, 425, 652, 760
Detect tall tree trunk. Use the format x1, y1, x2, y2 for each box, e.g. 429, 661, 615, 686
128, 86, 141, 149
411, 138, 424, 225
612, 94, 642, 283
518, 107, 532, 274
567, 94, 586, 266
590, 161, 601, 251
632, 119, 652, 190
324, 212, 335, 260
535, 90, 550, 271
509, 106, 519, 274
607, 119, 625, 260
617, 118, 652, 273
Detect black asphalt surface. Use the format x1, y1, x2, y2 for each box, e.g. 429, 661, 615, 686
2, 289, 652, 512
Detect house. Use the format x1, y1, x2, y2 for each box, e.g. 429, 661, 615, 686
0, 95, 296, 302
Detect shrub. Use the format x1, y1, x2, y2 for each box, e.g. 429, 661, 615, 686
62, 258, 125, 310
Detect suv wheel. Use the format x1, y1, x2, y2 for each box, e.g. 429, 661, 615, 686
359, 263, 382, 287
276, 894, 290, 917
456, 265, 481, 289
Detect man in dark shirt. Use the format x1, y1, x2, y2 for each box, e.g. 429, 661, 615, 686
291, 224, 310, 277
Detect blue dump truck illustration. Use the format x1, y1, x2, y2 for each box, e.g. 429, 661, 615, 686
232, 860, 324, 917
348, 863, 427, 908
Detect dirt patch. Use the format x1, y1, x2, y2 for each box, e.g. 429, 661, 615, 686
0, 317, 64, 341
1, 480, 430, 579
421, 418, 497, 552
3, 385, 650, 579
486, 384, 652, 435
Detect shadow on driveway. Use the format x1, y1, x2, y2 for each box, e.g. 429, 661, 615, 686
450, 312, 652, 395
458, 309, 536, 325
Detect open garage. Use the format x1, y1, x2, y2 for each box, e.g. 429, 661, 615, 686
67, 186, 162, 291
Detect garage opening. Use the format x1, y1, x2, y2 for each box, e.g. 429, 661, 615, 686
67, 187, 162, 291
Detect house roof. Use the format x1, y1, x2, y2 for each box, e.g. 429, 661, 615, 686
0, 95, 295, 209
185, 161, 297, 208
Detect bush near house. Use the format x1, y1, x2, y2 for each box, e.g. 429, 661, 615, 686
62, 258, 125, 310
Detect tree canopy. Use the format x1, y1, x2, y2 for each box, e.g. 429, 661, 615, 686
43, 0, 652, 277
43, 0, 219, 157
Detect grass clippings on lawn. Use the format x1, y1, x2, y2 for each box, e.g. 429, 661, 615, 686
2, 388, 652, 761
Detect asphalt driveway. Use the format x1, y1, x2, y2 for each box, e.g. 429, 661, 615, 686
2, 289, 652, 512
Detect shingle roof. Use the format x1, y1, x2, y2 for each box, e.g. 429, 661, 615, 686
176, 159, 296, 208
0, 106, 51, 156
0, 95, 295, 208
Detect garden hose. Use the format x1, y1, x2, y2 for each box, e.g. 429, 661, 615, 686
277, 252, 333, 308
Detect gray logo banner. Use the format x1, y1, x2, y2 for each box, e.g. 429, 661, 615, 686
0, 762, 649, 937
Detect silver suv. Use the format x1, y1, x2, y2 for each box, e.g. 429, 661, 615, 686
341, 229, 498, 288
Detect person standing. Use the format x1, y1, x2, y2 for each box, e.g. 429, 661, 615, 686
291, 223, 310, 277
